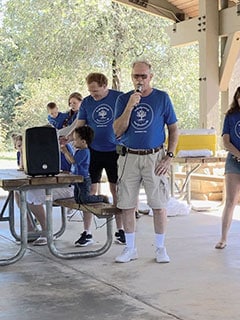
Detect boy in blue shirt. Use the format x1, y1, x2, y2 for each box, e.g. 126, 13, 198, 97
47, 102, 68, 129
11, 133, 23, 170
61, 125, 109, 246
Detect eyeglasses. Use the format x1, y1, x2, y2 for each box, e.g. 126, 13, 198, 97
132, 74, 148, 80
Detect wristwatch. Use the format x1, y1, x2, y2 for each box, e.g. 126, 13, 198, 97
166, 151, 174, 158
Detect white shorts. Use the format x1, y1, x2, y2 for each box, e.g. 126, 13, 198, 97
117, 150, 169, 209
26, 186, 74, 205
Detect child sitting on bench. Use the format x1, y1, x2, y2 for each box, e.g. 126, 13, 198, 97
61, 125, 109, 204
60, 125, 109, 246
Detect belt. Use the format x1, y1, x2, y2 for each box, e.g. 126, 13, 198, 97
126, 146, 163, 155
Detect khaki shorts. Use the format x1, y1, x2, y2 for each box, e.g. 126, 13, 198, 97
26, 186, 74, 205
117, 149, 169, 209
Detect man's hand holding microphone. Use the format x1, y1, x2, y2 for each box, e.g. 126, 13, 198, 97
128, 83, 143, 109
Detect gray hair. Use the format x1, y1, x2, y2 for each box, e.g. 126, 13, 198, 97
132, 59, 152, 71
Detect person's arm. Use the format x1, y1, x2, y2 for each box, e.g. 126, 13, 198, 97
223, 134, 240, 158
60, 145, 75, 164
154, 122, 179, 176
75, 119, 86, 127
166, 123, 179, 155
113, 92, 141, 138
66, 119, 86, 142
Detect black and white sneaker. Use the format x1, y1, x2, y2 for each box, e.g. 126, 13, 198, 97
115, 229, 126, 245
74, 231, 94, 247
135, 210, 141, 219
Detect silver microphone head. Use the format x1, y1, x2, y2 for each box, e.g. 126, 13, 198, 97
136, 84, 142, 93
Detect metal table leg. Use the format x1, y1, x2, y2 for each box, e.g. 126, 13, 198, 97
0, 190, 28, 266
45, 189, 113, 259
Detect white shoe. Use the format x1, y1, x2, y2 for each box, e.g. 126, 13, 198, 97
156, 247, 170, 263
32, 236, 47, 246
115, 247, 138, 263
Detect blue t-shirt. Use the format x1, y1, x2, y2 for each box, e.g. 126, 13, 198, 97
70, 148, 90, 178
48, 112, 68, 129
222, 112, 240, 150
77, 89, 123, 151
62, 110, 78, 126
60, 143, 74, 172
114, 88, 177, 149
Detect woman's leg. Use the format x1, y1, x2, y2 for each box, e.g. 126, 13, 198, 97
27, 204, 46, 232
216, 173, 240, 247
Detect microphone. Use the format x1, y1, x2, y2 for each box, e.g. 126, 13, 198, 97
134, 84, 142, 108
136, 84, 142, 93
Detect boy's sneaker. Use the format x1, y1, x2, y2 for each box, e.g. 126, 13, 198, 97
155, 247, 170, 263
74, 231, 93, 247
101, 195, 110, 203
135, 210, 141, 219
115, 247, 138, 263
115, 229, 126, 244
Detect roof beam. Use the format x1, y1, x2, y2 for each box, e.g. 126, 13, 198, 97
220, 5, 240, 35
166, 5, 240, 47
112, 0, 185, 21
165, 18, 199, 46
198, 0, 219, 129
219, 31, 240, 91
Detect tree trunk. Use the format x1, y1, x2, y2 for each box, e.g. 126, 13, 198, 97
112, 56, 121, 90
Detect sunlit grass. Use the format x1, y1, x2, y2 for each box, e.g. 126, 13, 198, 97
0, 152, 15, 160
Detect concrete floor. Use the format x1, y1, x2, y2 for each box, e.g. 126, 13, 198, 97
1, 160, 240, 320
1, 195, 240, 320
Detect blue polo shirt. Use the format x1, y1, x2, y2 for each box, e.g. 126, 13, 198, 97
114, 88, 177, 149
78, 89, 123, 151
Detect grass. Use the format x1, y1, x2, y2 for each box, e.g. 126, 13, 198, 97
0, 151, 16, 160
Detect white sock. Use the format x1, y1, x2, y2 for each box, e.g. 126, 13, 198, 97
155, 233, 165, 248
125, 233, 135, 249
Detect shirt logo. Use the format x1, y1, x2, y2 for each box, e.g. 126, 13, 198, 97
131, 103, 153, 130
92, 104, 113, 126
234, 121, 240, 138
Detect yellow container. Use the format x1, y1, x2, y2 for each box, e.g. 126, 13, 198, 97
175, 129, 217, 156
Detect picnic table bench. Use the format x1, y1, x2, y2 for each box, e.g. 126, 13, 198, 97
51, 198, 121, 260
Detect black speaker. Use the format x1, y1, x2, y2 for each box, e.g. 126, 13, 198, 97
23, 126, 60, 176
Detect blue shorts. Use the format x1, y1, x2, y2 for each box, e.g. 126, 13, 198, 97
225, 152, 240, 174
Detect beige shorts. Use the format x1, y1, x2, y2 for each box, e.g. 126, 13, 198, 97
26, 186, 74, 205
117, 150, 169, 209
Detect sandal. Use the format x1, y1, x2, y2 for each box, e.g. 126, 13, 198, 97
215, 241, 227, 249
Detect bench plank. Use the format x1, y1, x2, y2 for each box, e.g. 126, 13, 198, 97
174, 172, 224, 183
53, 197, 121, 218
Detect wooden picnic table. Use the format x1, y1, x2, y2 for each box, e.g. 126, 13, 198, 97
0, 169, 119, 265
170, 156, 226, 205
0, 169, 83, 266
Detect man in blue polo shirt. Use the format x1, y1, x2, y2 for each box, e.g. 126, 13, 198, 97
113, 60, 179, 263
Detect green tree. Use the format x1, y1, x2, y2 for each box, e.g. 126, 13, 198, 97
0, 0, 199, 150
